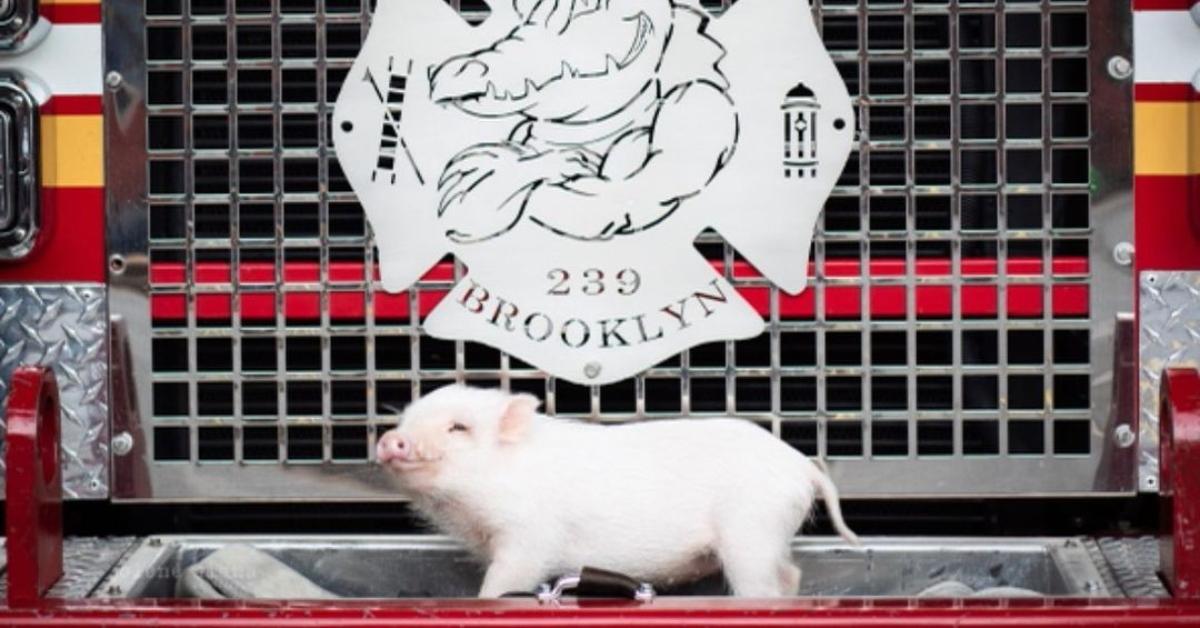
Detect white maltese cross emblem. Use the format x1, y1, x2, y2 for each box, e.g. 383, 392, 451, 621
334, 0, 853, 385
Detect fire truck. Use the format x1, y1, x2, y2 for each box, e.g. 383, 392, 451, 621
0, 0, 1197, 624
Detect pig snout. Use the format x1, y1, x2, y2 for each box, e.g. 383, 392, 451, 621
376, 431, 413, 464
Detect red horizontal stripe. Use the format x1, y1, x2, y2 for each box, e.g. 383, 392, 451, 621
158, 282, 1090, 323
40, 95, 102, 116
0, 187, 104, 283
1133, 0, 1195, 9
41, 4, 101, 24
152, 257, 1091, 286
1136, 83, 1198, 102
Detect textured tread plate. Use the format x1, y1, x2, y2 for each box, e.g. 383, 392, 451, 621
0, 285, 109, 499
1139, 272, 1200, 492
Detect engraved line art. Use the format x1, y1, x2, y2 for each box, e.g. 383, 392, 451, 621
426, 0, 740, 244
368, 59, 425, 185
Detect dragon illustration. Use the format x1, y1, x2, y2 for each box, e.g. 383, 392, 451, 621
428, 0, 739, 243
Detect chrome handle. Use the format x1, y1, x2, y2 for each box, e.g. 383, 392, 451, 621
0, 72, 37, 260
0, 0, 41, 53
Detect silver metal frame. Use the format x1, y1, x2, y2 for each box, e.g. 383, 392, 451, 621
104, 1, 1136, 501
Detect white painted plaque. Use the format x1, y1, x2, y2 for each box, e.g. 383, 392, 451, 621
334, 0, 854, 385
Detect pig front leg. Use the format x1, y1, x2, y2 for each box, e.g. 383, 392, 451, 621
478, 548, 549, 598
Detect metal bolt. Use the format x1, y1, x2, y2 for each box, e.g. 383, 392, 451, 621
1112, 242, 1134, 267
1107, 56, 1133, 81
1084, 580, 1102, 593
111, 431, 134, 456
583, 362, 602, 379
109, 255, 127, 274
105, 584, 122, 596
105, 71, 124, 89
1144, 272, 1159, 287
1114, 424, 1136, 449
1146, 475, 1159, 490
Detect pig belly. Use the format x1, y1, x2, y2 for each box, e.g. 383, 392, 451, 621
553, 513, 721, 584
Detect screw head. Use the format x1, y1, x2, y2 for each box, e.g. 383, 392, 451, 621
1114, 424, 1136, 449
1112, 242, 1134, 267
105, 71, 124, 89
583, 362, 602, 379
111, 431, 134, 456
1107, 56, 1133, 81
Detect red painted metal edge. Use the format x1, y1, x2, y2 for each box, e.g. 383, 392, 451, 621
39, 95, 103, 116
1132, 0, 1195, 10
2, 598, 1200, 627
1161, 368, 1200, 598
0, 187, 106, 283
4, 367, 63, 606
40, 4, 102, 24
1136, 84, 1200, 102
1136, 175, 1200, 272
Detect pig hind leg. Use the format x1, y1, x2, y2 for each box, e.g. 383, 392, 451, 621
715, 517, 799, 597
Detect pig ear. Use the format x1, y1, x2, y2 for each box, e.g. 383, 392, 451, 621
498, 393, 540, 443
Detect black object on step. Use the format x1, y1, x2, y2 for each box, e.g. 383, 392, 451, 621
574, 567, 643, 599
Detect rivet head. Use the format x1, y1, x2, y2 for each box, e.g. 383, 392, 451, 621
105, 71, 124, 89
583, 362, 602, 379
1107, 56, 1133, 81
111, 431, 134, 456
1114, 425, 1136, 449
1112, 242, 1134, 267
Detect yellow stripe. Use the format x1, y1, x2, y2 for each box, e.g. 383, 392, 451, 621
41, 114, 103, 188
1135, 101, 1200, 176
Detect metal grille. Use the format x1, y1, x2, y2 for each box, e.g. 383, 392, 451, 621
109, 0, 1134, 500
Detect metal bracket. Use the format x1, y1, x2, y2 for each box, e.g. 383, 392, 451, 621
1160, 368, 1200, 597
4, 365, 63, 606
535, 568, 655, 605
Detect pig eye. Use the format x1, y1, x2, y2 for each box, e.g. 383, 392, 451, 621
448, 422, 470, 433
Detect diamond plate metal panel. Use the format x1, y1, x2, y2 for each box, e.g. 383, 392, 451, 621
1095, 536, 1170, 598
0, 285, 109, 499
1139, 272, 1200, 492
0, 537, 137, 599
